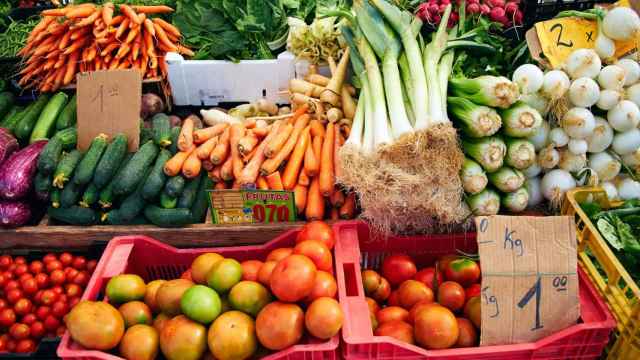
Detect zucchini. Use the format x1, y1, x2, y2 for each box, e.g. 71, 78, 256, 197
15, 94, 51, 141
80, 183, 99, 208
48, 206, 97, 225
99, 153, 134, 209
191, 177, 213, 223
30, 92, 68, 143
55, 127, 78, 150
141, 149, 171, 200
178, 175, 202, 208
152, 113, 172, 148
34, 172, 51, 196
144, 206, 193, 228
0, 105, 26, 133
72, 134, 109, 186
0, 92, 15, 119
60, 181, 84, 208
169, 126, 180, 154
51, 188, 61, 208
53, 150, 82, 189
55, 94, 77, 130
112, 141, 159, 196
37, 137, 63, 175
160, 192, 177, 209
164, 176, 185, 198
93, 134, 128, 189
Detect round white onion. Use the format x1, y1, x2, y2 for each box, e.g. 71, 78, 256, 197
607, 100, 640, 132
523, 162, 542, 178
512, 64, 544, 95
549, 127, 570, 147
603, 7, 640, 42
542, 70, 571, 100
602, 181, 619, 200
541, 169, 577, 203
589, 152, 621, 181
616, 58, 640, 85
596, 89, 622, 110
568, 138, 588, 155
622, 150, 640, 170
565, 49, 601, 79
527, 121, 550, 151
538, 146, 561, 169
626, 83, 640, 108
569, 77, 600, 107
521, 92, 549, 116
561, 107, 596, 139
525, 177, 544, 207
559, 149, 587, 172
598, 65, 626, 90
587, 117, 614, 153
617, 177, 640, 200
595, 32, 616, 62
612, 128, 640, 155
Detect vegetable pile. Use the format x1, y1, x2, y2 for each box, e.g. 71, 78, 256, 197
416, 0, 524, 29
0, 17, 38, 58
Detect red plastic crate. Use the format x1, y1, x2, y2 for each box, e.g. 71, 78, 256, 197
57, 230, 340, 360
334, 221, 616, 360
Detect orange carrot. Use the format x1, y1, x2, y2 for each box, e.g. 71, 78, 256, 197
109, 15, 124, 26
237, 121, 281, 185
287, 104, 310, 125
282, 127, 310, 190
264, 123, 293, 158
252, 127, 269, 138
333, 125, 343, 180
120, 5, 141, 25
210, 128, 230, 165
178, 116, 194, 152
242, 146, 258, 164
238, 130, 258, 155
196, 136, 218, 160
340, 192, 356, 219
74, 9, 100, 27
261, 115, 311, 175
153, 18, 180, 38
153, 23, 178, 52
266, 172, 284, 190
309, 119, 326, 138
115, 18, 130, 39
318, 122, 335, 197
306, 177, 325, 220
137, 13, 146, 25
220, 156, 234, 181
65, 6, 96, 19
45, 49, 61, 60
58, 31, 72, 51
230, 123, 246, 180
164, 147, 194, 176
100, 42, 118, 56
63, 52, 79, 85
182, 150, 202, 179
86, 45, 97, 62
193, 123, 228, 144
294, 184, 308, 214
125, 26, 139, 43
115, 43, 130, 59
143, 18, 155, 37
176, 45, 195, 57
42, 8, 67, 16
256, 176, 269, 190
304, 135, 321, 177
131, 5, 174, 14
54, 55, 66, 70
102, 3, 114, 26
131, 34, 141, 60
330, 188, 345, 208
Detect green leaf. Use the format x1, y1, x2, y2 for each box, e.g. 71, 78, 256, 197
597, 217, 624, 251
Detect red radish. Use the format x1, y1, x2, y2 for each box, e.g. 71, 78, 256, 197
490, 0, 505, 8
428, 3, 439, 14
480, 4, 491, 14
467, 3, 480, 13
468, 0, 480, 4
439, 4, 447, 12
514, 11, 523, 24
505, 2, 519, 15
490, 7, 505, 21
416, 3, 429, 22
441, 0, 451, 4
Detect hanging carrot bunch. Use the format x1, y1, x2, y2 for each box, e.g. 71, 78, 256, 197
16, 2, 193, 92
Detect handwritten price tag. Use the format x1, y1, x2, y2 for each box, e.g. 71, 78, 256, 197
476, 216, 580, 345
208, 189, 296, 224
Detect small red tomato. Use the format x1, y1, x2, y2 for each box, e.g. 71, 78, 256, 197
0, 308, 16, 327
14, 257, 26, 265
29, 260, 44, 274
18, 273, 32, 283
444, 258, 481, 287
45, 260, 63, 273
51, 301, 68, 318
6, 289, 23, 304
4, 279, 19, 292
72, 271, 89, 286
52, 286, 64, 295
72, 256, 86, 270
35, 306, 50, 321
13, 264, 28, 277
43, 315, 59, 331
15, 339, 35, 353
21, 313, 36, 325
56, 325, 66, 336
33, 290, 44, 305
42, 254, 57, 264
59, 253, 73, 266
0, 336, 5, 351
65, 284, 82, 298
68, 297, 80, 308
30, 321, 45, 339
13, 299, 32, 316
0, 255, 12, 269
9, 323, 30, 340
465, 284, 481, 300
0, 299, 7, 310
4, 271, 13, 280
5, 339, 16, 352
7, 264, 16, 273
0, 273, 7, 288
21, 278, 38, 295
49, 270, 65, 286
40, 290, 58, 306
64, 267, 79, 280
86, 260, 97, 273
34, 273, 48, 289
57, 294, 68, 304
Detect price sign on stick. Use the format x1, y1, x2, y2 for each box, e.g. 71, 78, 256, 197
476, 216, 580, 345
76, 70, 141, 152
208, 189, 296, 224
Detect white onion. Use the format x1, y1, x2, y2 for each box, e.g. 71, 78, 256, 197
596, 89, 622, 110
612, 128, 640, 155
559, 149, 587, 172
568, 139, 588, 155
521, 92, 549, 116
538, 146, 561, 169
565, 49, 601, 79
626, 83, 640, 108
607, 100, 640, 132
598, 65, 626, 90
512, 64, 544, 95
622, 150, 640, 171
603, 7, 640, 42
523, 162, 542, 178
541, 169, 577, 203
549, 127, 570, 147
561, 107, 596, 139
527, 121, 550, 151
587, 117, 614, 153
589, 152, 621, 181
616, 59, 640, 85
569, 77, 600, 107
595, 31, 616, 62
525, 177, 544, 207
617, 177, 640, 200
542, 70, 571, 100
602, 181, 619, 200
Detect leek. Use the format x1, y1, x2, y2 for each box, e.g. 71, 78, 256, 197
467, 188, 500, 215
499, 102, 543, 138
462, 136, 507, 173
449, 76, 519, 109
461, 158, 488, 194
488, 167, 526, 193
423, 5, 453, 126
448, 97, 501, 138
501, 187, 529, 212
505, 138, 536, 170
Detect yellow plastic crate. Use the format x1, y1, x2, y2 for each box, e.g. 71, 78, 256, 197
562, 187, 640, 360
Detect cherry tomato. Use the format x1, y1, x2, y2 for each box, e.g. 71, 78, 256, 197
68, 297, 80, 308
3, 271, 13, 280
59, 253, 73, 267
0, 255, 12, 269
40, 290, 57, 306
72, 256, 86, 270
56, 325, 66, 336
0, 273, 7, 288
65, 284, 82, 298
33, 290, 44, 305
9, 323, 30, 340
72, 271, 89, 286
21, 313, 36, 326
7, 264, 16, 273
0, 299, 6, 310
64, 267, 79, 280
43, 315, 59, 331
51, 286, 63, 295
35, 306, 50, 321
34, 273, 49, 289
21, 278, 38, 295
42, 254, 57, 264
50, 270, 65, 286
86, 260, 97, 273
0, 336, 5, 351
4, 279, 19, 292
14, 257, 26, 265
0, 308, 16, 327
6, 289, 23, 304
57, 294, 68, 304
13, 264, 28, 277
15, 339, 35, 353
51, 301, 68, 318
13, 299, 32, 316
45, 260, 63, 273
29, 261, 44, 274
18, 273, 32, 283
30, 321, 45, 339
6, 339, 16, 352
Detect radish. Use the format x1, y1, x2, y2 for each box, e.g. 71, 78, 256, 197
480, 4, 490, 15
504, 2, 518, 15
467, 3, 480, 13
490, 7, 505, 22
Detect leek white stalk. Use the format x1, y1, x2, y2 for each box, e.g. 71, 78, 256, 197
461, 158, 488, 194
587, 117, 614, 153
541, 70, 571, 100
500, 102, 543, 138
462, 136, 507, 172
502, 187, 529, 213
448, 97, 501, 137
488, 167, 526, 193
549, 127, 570, 147
602, 7, 640, 42
617, 59, 640, 85
467, 188, 500, 215
607, 100, 640, 132
345, 91, 366, 149
449, 76, 519, 109
568, 77, 600, 107
525, 177, 544, 207
568, 139, 588, 155
612, 128, 640, 155
521, 92, 550, 116
589, 152, 621, 181
617, 177, 640, 200
561, 107, 596, 139
596, 89, 622, 110
559, 149, 587, 173
527, 120, 550, 151
565, 49, 601, 80
505, 138, 536, 170
598, 65, 626, 90
423, 4, 453, 125
539, 146, 561, 169
541, 169, 577, 203
524, 163, 542, 178
512, 64, 544, 95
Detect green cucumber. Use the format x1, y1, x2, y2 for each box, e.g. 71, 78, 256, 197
169, 126, 181, 154
37, 137, 63, 176
160, 192, 177, 209
48, 206, 97, 225
1, 105, 27, 133
152, 113, 172, 148
55, 127, 78, 150
34, 172, 51, 196
72, 134, 109, 186
30, 92, 68, 143
55, 94, 77, 130
191, 177, 212, 223
15, 94, 51, 141
94, 134, 128, 189
99, 153, 134, 209
144, 206, 193, 228
51, 188, 61, 208
0, 106, 18, 128
141, 149, 171, 200
177, 175, 202, 208
80, 183, 99, 208
112, 140, 159, 196
60, 181, 84, 208
53, 150, 82, 189
0, 92, 15, 119
118, 168, 151, 221
140, 125, 153, 144
164, 176, 185, 198
103, 209, 148, 225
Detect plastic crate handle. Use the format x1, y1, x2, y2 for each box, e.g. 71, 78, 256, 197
81, 241, 135, 302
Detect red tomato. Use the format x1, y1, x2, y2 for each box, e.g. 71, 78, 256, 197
51, 301, 68, 318
15, 339, 36, 353
270, 255, 317, 302
59, 253, 73, 266
30, 321, 45, 339
465, 284, 481, 300
49, 270, 65, 286
14, 257, 26, 265
0, 336, 5, 351
33, 290, 44, 305
29, 260, 44, 274
296, 221, 335, 250
51, 286, 63, 295
65, 284, 82, 298
382, 255, 417, 287
414, 267, 444, 290
6, 289, 23, 304
21, 314, 36, 326
0, 308, 16, 327
72, 271, 89, 286
45, 260, 63, 273
43, 315, 59, 331
64, 267, 79, 280
7, 264, 16, 274
72, 256, 86, 270
56, 325, 66, 336
34, 273, 48, 289
266, 248, 293, 262
437, 281, 466, 312
4, 279, 19, 292
35, 306, 50, 321
5, 339, 16, 352
0, 273, 7, 288
397, 280, 435, 310
86, 260, 97, 273
0, 299, 7, 310
0, 255, 12, 269
3, 271, 13, 280
413, 304, 459, 349
42, 254, 57, 264
57, 294, 68, 304
13, 264, 28, 277
9, 323, 30, 340
68, 296, 80, 308
444, 258, 481, 287
13, 299, 32, 316
21, 278, 38, 295
40, 290, 58, 306
293, 240, 333, 272
18, 273, 32, 283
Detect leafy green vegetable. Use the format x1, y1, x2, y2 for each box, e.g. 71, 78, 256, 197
0, 17, 38, 58
580, 202, 602, 218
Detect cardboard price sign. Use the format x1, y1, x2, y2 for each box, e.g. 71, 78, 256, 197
476, 216, 580, 345
76, 70, 141, 152
208, 189, 296, 224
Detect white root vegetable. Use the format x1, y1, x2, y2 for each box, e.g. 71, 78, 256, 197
596, 89, 622, 110
568, 138, 588, 155
617, 59, 640, 85
622, 150, 640, 171
607, 100, 640, 132
521, 92, 549, 116
523, 162, 542, 178
626, 83, 640, 108
561, 107, 596, 139
525, 176, 544, 207
256, 99, 279, 116
617, 177, 640, 200
603, 7, 640, 41
542, 70, 571, 100
541, 169, 577, 203
565, 49, 601, 80
598, 65, 626, 90
595, 30, 616, 62
512, 64, 544, 95
538, 146, 561, 169
527, 120, 550, 151
587, 117, 614, 153
612, 128, 640, 155
602, 181, 619, 200
559, 149, 587, 173
549, 127, 569, 147
200, 109, 242, 126
589, 152, 621, 181
569, 77, 600, 107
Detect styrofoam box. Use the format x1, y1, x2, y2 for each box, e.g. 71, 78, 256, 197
166, 51, 330, 106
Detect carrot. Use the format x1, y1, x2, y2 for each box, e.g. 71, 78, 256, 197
153, 18, 180, 38
164, 147, 194, 176
131, 5, 174, 14
143, 18, 155, 37
242, 146, 258, 164
261, 115, 311, 175
117, 59, 131, 69
178, 116, 194, 152
176, 45, 195, 57
196, 136, 218, 160
74, 9, 100, 27
153, 23, 178, 52
209, 166, 222, 183
66, 6, 96, 19
238, 130, 258, 155
202, 159, 215, 172
109, 57, 121, 70
304, 135, 321, 177
294, 184, 308, 214
256, 176, 269, 190
287, 103, 310, 125
137, 13, 146, 25
182, 150, 202, 179
58, 31, 73, 51
102, 3, 114, 26
115, 43, 130, 59
333, 125, 343, 180
319, 122, 335, 197
43, 57, 56, 71
115, 18, 130, 39
42, 8, 67, 16
230, 124, 246, 180
53, 66, 66, 90
210, 128, 230, 165
109, 15, 124, 27
143, 29, 154, 54
237, 121, 281, 185
330, 188, 345, 208
125, 26, 139, 43
54, 55, 67, 69
306, 177, 325, 220
309, 119, 325, 138
220, 156, 234, 181
340, 192, 356, 219
45, 49, 61, 59
131, 33, 141, 60
120, 5, 141, 25
252, 126, 269, 138
193, 123, 228, 144
282, 127, 310, 190
63, 52, 79, 85
264, 123, 293, 159
266, 172, 284, 190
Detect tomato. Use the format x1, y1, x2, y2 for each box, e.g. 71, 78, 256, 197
49, 270, 65, 286
0, 273, 6, 288
270, 255, 317, 302
43, 254, 57, 264
414, 304, 459, 349
65, 283, 82, 298
75, 271, 91, 287
293, 240, 333, 272
376, 306, 409, 325
13, 264, 28, 277
6, 289, 23, 304
13, 299, 32, 316
305, 297, 343, 340
9, 323, 30, 340
257, 261, 277, 287
46, 260, 63, 273
464, 296, 481, 329
3, 271, 13, 280
29, 261, 44, 274
59, 253, 73, 266
437, 255, 459, 274
36, 306, 50, 321
5, 339, 15, 352
51, 301, 69, 318
240, 260, 263, 282
265, 248, 293, 262
387, 290, 400, 307
207, 311, 256, 360
296, 221, 335, 250
455, 318, 478, 347
362, 270, 391, 302
305, 270, 338, 302
21, 278, 38, 295
180, 269, 192, 281
437, 281, 466, 312
15, 339, 35, 353
414, 267, 444, 290
4, 279, 19, 292
86, 260, 98, 274
18, 273, 33, 284
21, 314, 36, 326
72, 256, 87, 270
444, 258, 481, 287
14, 257, 26, 265
33, 290, 44, 305
64, 267, 79, 280
34, 273, 48, 289
40, 290, 58, 306
408, 300, 438, 324
0, 309, 16, 327
7, 264, 16, 274
465, 284, 481, 300
0, 336, 5, 351
374, 320, 414, 344
256, 302, 304, 350
397, 280, 434, 310
30, 322, 45, 339
365, 297, 380, 315
68, 297, 80, 308
382, 255, 417, 287
44, 315, 60, 331
0, 255, 12, 269
51, 286, 64, 295
0, 299, 6, 310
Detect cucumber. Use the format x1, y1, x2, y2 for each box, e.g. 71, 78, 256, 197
48, 206, 97, 225
37, 137, 63, 175
15, 94, 51, 141
99, 153, 134, 209
152, 113, 172, 148
112, 140, 159, 196
160, 192, 177, 209
191, 177, 213, 223
94, 134, 128, 189
0, 105, 26, 133
140, 125, 153, 144
164, 176, 185, 198
30, 92, 68, 143
141, 149, 171, 200
51, 188, 61, 208
79, 183, 99, 208
34, 172, 51, 196
0, 92, 15, 119
55, 127, 78, 150
178, 175, 202, 208
169, 126, 181, 154
104, 209, 147, 225
60, 181, 84, 208
55, 94, 77, 130
72, 134, 109, 186
0, 106, 18, 128
53, 150, 82, 189
118, 168, 151, 221
144, 206, 193, 228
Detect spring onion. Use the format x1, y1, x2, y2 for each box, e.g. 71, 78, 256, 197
562, 107, 596, 139
542, 70, 570, 100
512, 64, 544, 95
549, 127, 570, 148
541, 169, 577, 203
488, 167, 526, 193
568, 139, 588, 155
527, 120, 550, 151
505, 138, 536, 170
596, 89, 622, 110
565, 49, 601, 80
467, 188, 500, 215
558, 149, 587, 173
500, 102, 543, 138
589, 152, 621, 181
598, 65, 626, 91
617, 177, 640, 200
602, 181, 619, 200
627, 83, 640, 108
612, 128, 640, 155
587, 117, 614, 153
524, 163, 542, 178
521, 92, 550, 117
448, 97, 501, 138
568, 77, 600, 107
622, 150, 640, 172
461, 158, 488, 194
449, 76, 519, 109
539, 146, 561, 169
501, 187, 529, 213
462, 136, 507, 173
525, 177, 544, 207
607, 100, 640, 132
602, 7, 640, 41
617, 59, 640, 86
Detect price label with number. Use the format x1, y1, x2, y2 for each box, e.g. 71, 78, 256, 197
208, 189, 296, 224
476, 216, 580, 345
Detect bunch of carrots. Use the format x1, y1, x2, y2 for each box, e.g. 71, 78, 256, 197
164, 105, 356, 221
16, 2, 192, 92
